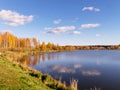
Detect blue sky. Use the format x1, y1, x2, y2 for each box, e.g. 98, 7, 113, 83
0, 0, 120, 45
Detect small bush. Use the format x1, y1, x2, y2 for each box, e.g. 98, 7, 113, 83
29, 72, 40, 78
41, 75, 47, 83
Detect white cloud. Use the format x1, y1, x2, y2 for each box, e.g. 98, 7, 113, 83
53, 19, 62, 24
71, 31, 81, 35
0, 10, 33, 26
96, 34, 101, 37
80, 23, 100, 29
45, 26, 76, 34
82, 7, 100, 12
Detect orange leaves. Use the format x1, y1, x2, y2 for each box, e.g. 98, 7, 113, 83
0, 32, 64, 51
0, 32, 38, 48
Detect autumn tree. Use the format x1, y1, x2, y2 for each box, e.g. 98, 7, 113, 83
46, 42, 52, 50
0, 33, 2, 48
0, 31, 73, 51
41, 42, 46, 51
26, 38, 31, 48
32, 38, 37, 48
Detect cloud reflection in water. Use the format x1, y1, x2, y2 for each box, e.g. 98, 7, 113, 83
73, 64, 82, 69
51, 65, 75, 73
81, 70, 101, 76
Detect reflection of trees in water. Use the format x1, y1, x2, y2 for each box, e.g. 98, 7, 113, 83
37, 54, 40, 63
19, 55, 40, 66
19, 52, 60, 66
47, 52, 60, 61
47, 54, 52, 60
42, 53, 46, 62
33, 55, 37, 66
32, 54, 40, 66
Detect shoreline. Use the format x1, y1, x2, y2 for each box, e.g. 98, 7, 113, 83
0, 50, 77, 90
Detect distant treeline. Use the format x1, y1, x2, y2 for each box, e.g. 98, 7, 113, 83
0, 32, 75, 51
74, 45, 120, 50
0, 32, 119, 51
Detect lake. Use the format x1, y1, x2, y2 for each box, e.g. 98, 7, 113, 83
19, 50, 120, 90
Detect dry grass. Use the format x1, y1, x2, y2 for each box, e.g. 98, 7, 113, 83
70, 79, 78, 90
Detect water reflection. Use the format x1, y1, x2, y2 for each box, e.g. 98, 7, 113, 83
19, 50, 120, 90
19, 54, 41, 66
81, 70, 101, 76
19, 52, 61, 66
73, 64, 82, 69
51, 65, 75, 73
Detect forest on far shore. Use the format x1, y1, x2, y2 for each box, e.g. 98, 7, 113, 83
0, 32, 120, 51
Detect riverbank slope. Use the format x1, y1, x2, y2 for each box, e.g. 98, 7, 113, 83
0, 51, 75, 90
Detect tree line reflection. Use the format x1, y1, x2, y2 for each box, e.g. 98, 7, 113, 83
19, 52, 60, 66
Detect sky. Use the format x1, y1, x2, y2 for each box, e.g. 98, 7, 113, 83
0, 0, 120, 45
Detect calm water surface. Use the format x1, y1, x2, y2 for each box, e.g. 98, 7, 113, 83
19, 50, 120, 90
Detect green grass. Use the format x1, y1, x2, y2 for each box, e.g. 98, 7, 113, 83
0, 57, 70, 90
0, 57, 53, 90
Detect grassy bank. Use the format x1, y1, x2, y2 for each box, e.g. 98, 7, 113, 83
0, 57, 51, 90
0, 57, 70, 90
0, 51, 76, 90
